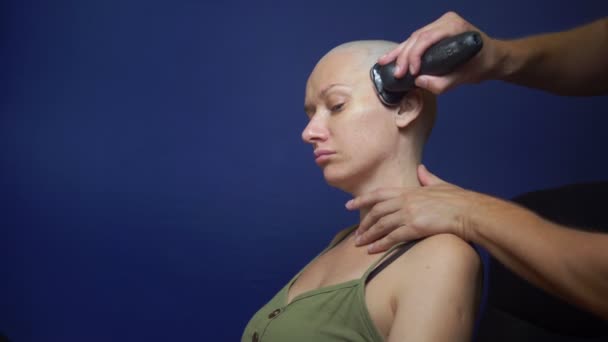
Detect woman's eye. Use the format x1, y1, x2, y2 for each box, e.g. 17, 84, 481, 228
331, 103, 344, 112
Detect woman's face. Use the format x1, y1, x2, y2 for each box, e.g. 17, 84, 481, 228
302, 50, 399, 192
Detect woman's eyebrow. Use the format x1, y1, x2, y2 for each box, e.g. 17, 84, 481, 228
320, 83, 350, 97
304, 83, 351, 114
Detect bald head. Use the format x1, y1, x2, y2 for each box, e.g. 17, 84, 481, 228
306, 40, 437, 145
326, 40, 399, 70
302, 41, 438, 192
306, 41, 397, 94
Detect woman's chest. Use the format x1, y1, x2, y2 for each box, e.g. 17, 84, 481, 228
286, 244, 378, 304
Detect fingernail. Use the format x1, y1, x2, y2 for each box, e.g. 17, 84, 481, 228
410, 64, 416, 75
393, 65, 401, 76
356, 236, 362, 245
417, 76, 428, 88
345, 200, 353, 209
367, 243, 375, 253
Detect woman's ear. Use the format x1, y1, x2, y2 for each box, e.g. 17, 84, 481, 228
395, 89, 424, 129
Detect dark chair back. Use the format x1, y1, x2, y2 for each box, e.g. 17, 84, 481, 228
476, 182, 608, 341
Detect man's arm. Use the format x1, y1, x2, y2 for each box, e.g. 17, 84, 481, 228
499, 17, 608, 96
349, 165, 608, 319
469, 195, 608, 319
379, 12, 608, 96
387, 234, 482, 342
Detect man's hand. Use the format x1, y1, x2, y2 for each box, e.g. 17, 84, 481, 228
346, 165, 482, 253
377, 11, 502, 94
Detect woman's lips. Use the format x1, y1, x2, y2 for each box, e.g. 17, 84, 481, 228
314, 150, 335, 164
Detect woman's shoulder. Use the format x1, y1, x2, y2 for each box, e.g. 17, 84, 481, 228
410, 233, 480, 265
364, 234, 483, 339
383, 233, 481, 289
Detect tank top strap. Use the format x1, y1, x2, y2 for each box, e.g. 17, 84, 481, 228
362, 239, 422, 284
327, 224, 359, 249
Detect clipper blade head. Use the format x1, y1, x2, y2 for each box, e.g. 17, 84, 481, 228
370, 63, 407, 107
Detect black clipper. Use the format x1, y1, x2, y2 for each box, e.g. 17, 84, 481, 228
370, 31, 483, 106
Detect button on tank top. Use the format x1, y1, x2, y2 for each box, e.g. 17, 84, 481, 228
241, 226, 420, 342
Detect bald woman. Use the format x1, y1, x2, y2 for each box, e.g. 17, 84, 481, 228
241, 41, 482, 342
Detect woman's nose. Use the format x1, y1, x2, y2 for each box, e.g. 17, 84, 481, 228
301, 117, 329, 144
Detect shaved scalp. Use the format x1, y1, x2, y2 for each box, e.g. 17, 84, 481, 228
324, 40, 399, 70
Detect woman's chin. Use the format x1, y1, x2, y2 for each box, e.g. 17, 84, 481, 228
322, 166, 357, 192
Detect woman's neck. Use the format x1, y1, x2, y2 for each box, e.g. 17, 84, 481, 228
350, 161, 421, 223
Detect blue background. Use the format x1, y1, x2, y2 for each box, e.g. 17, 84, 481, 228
1, 0, 607, 341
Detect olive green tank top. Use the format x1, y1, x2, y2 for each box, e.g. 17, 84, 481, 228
241, 226, 418, 342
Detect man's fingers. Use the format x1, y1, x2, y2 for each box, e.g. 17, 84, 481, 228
414, 74, 455, 95
346, 188, 400, 210
394, 34, 421, 78
355, 198, 402, 238
356, 208, 403, 246
378, 43, 405, 65
408, 30, 452, 76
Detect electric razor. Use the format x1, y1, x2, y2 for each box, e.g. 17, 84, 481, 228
370, 31, 483, 106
